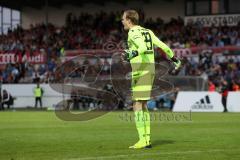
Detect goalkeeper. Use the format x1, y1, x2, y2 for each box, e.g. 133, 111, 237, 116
121, 10, 181, 149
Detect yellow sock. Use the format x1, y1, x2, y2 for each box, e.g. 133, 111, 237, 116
143, 110, 151, 143
134, 110, 145, 141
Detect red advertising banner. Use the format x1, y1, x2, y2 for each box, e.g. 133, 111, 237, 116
64, 46, 240, 57
0, 52, 46, 64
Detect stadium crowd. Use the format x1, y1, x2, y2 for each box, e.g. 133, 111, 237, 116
0, 10, 240, 93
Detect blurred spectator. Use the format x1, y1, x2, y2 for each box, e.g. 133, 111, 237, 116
32, 70, 40, 83
220, 80, 229, 112
208, 81, 216, 92
169, 87, 180, 110
232, 80, 240, 91
70, 89, 79, 110
1, 89, 14, 109
33, 83, 44, 108
155, 87, 179, 111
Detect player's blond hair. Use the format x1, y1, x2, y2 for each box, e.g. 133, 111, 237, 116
124, 10, 139, 25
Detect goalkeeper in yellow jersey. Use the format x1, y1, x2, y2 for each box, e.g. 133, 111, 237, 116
121, 10, 181, 149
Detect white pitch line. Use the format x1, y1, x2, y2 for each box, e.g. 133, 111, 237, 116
66, 149, 238, 160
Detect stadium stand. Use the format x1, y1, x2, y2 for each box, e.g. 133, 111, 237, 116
0, 10, 240, 94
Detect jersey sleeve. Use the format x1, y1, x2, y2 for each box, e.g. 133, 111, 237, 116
150, 30, 174, 58
128, 30, 148, 55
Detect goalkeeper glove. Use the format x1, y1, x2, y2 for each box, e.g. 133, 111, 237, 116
171, 56, 181, 70
124, 50, 138, 61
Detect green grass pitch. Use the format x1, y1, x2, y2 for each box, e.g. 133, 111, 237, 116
0, 111, 240, 160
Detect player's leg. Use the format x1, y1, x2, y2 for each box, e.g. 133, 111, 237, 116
39, 97, 42, 108
133, 101, 145, 141
129, 101, 147, 149
35, 97, 38, 108
142, 101, 151, 147
142, 73, 155, 147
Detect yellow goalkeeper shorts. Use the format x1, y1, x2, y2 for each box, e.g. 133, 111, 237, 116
131, 71, 155, 101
